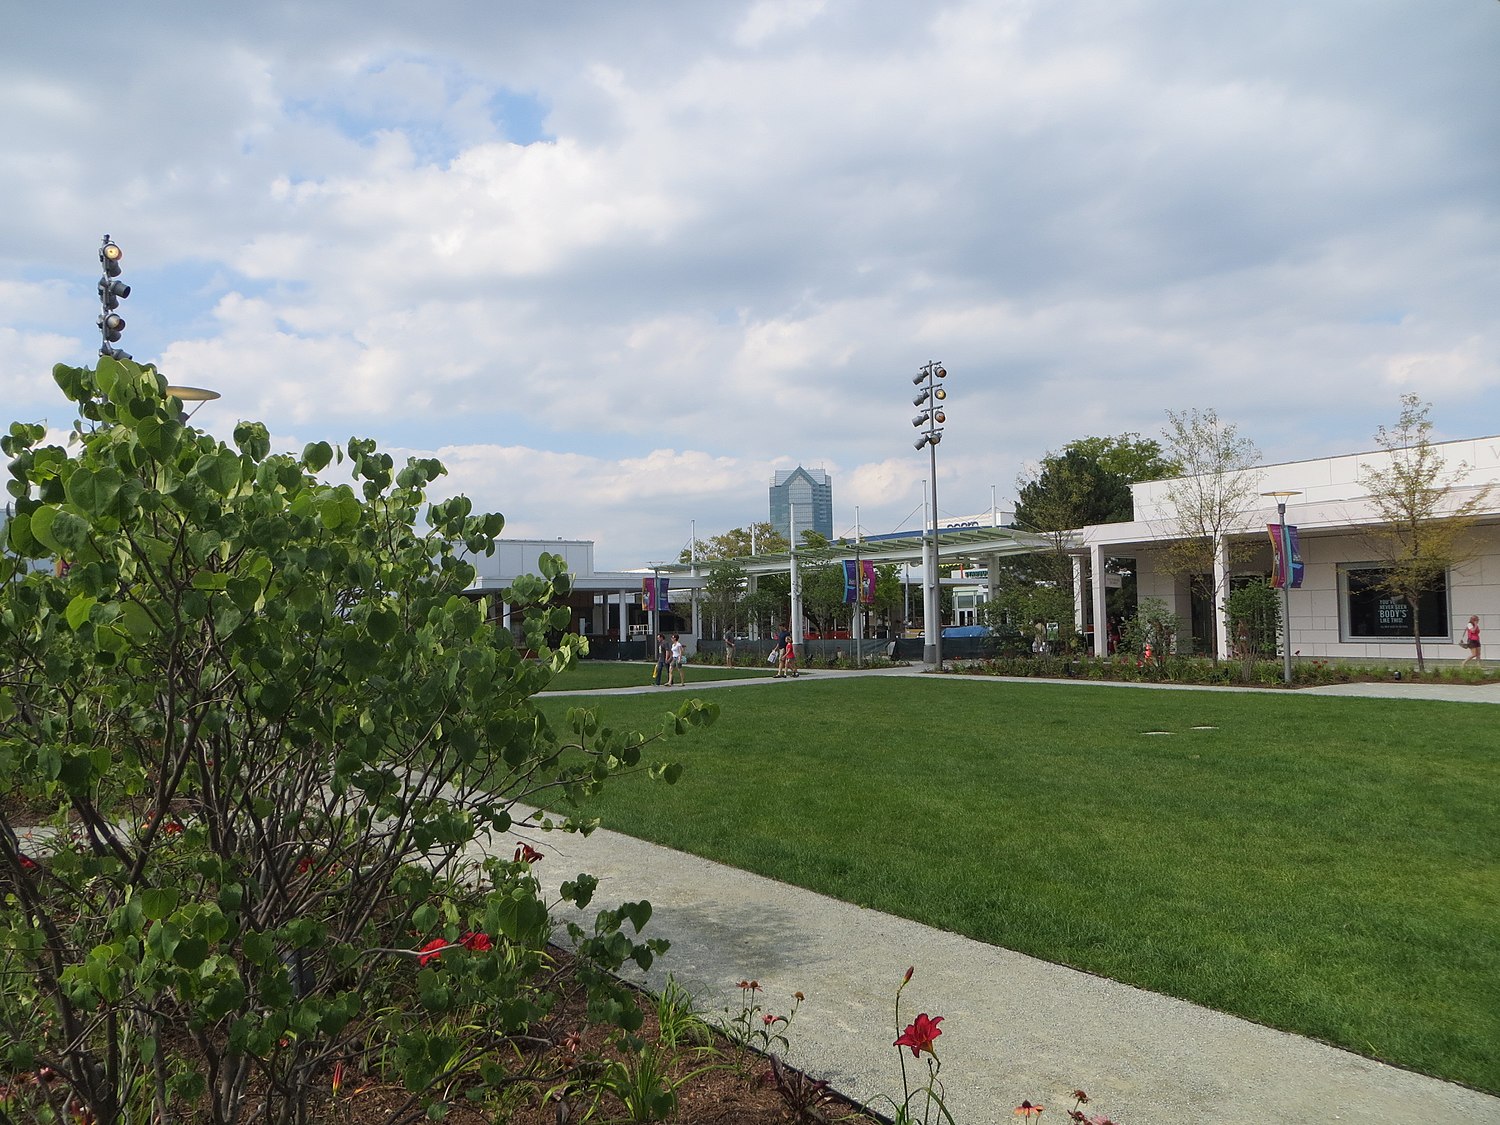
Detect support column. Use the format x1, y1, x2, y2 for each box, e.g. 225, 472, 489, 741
1212, 536, 1230, 659
790, 552, 804, 648
690, 573, 702, 647
1091, 543, 1109, 657
1072, 556, 1086, 638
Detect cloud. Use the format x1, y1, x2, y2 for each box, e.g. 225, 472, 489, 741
0, 0, 1497, 571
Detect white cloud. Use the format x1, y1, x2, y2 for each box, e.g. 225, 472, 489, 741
0, 0, 1497, 568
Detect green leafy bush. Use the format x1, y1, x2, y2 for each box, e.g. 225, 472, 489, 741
0, 357, 715, 1124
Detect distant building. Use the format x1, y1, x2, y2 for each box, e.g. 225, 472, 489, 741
770, 467, 833, 542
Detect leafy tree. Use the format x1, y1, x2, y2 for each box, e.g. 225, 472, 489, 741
1060, 433, 1180, 489
1225, 580, 1282, 681
678, 522, 788, 563
0, 357, 714, 1125
1002, 433, 1176, 646
1159, 408, 1263, 660
1358, 393, 1494, 670
702, 558, 747, 637
742, 571, 790, 637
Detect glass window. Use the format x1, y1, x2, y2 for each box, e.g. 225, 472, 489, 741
1340, 565, 1450, 641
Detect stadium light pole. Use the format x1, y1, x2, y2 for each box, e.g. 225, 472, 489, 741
1262, 490, 1302, 684
912, 360, 948, 669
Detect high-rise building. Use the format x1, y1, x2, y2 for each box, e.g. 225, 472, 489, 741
769, 466, 833, 544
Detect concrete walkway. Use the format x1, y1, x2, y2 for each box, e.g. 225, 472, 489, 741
524, 667, 1500, 1123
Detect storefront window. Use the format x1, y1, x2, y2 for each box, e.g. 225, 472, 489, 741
1340, 565, 1450, 641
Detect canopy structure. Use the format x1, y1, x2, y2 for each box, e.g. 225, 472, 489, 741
657, 525, 1061, 578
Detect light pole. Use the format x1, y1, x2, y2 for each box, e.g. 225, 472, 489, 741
1262, 490, 1302, 684
912, 360, 948, 668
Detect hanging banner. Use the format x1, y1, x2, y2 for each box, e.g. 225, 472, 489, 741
642, 577, 670, 611
1267, 524, 1304, 589
843, 560, 878, 604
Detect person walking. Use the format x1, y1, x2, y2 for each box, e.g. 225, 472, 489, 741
723, 630, 736, 667
653, 633, 669, 685
1462, 615, 1482, 666
670, 633, 686, 685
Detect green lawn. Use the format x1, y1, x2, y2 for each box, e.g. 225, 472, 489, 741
535, 678, 1500, 1093
538, 661, 775, 692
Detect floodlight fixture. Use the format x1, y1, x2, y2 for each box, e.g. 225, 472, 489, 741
100, 238, 123, 277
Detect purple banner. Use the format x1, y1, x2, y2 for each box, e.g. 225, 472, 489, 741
642, 577, 671, 611
843, 559, 877, 604
1268, 524, 1304, 589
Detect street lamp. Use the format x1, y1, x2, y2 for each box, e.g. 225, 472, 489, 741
97, 235, 132, 362
1262, 490, 1302, 684
911, 360, 947, 668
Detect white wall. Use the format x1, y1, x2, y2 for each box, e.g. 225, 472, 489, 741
1134, 524, 1500, 661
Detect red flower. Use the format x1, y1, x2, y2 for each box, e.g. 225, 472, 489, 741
513, 843, 544, 864
893, 1013, 943, 1057
762, 1013, 776, 1025
903, 965, 915, 984
19, 854, 38, 870
737, 979, 761, 992
297, 856, 314, 875
1014, 1102, 1044, 1118
460, 931, 492, 952
331, 1061, 344, 1096
416, 939, 448, 966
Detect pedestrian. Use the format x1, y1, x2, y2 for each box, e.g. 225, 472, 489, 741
670, 633, 686, 685
723, 630, 736, 667
653, 632, 669, 685
1462, 614, 1482, 667
781, 633, 799, 678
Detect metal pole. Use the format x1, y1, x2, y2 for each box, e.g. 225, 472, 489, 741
924, 438, 936, 669
1280, 501, 1293, 685
854, 504, 863, 668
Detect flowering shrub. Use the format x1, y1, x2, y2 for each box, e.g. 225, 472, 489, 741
0, 356, 717, 1124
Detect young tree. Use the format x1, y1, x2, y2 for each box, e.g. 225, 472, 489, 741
1358, 393, 1494, 670
702, 558, 747, 636
0, 357, 713, 1125
1159, 408, 1263, 660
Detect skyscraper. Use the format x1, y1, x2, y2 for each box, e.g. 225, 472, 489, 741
769, 466, 833, 544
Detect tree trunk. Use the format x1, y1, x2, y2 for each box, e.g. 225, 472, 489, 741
1410, 596, 1426, 672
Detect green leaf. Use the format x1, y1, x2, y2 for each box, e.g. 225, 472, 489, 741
118, 601, 157, 641
174, 935, 210, 971
64, 465, 124, 519
65, 594, 97, 630
191, 570, 231, 591
194, 449, 242, 496
302, 441, 334, 472
140, 888, 180, 920
5, 511, 36, 554
367, 606, 400, 643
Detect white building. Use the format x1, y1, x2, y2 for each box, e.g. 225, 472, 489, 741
1074, 435, 1500, 660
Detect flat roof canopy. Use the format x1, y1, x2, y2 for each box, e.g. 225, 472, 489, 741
658, 525, 1062, 577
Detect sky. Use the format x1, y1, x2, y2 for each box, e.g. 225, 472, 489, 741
3, 1, 1498, 569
